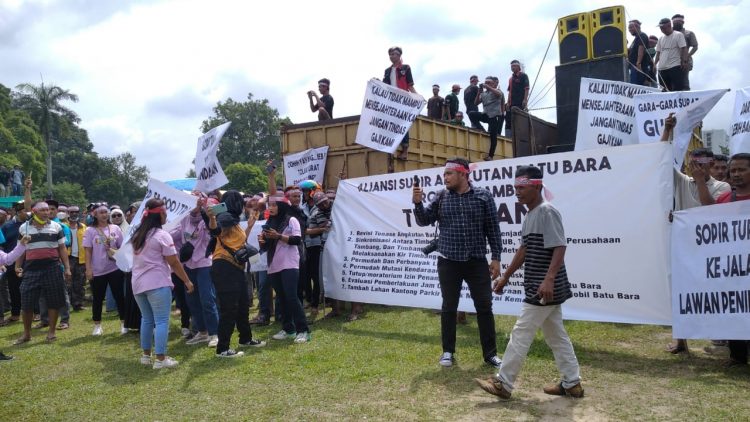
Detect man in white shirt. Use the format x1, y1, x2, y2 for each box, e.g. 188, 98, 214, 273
654, 18, 688, 92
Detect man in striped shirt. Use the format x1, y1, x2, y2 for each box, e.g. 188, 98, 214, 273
476, 165, 583, 399
14, 201, 72, 344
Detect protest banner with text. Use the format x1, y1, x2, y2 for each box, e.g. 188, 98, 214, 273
115, 178, 197, 271
283, 146, 329, 187
730, 87, 750, 155
574, 77, 658, 151
323, 142, 674, 325
672, 200, 750, 339
194, 121, 231, 193
355, 79, 426, 154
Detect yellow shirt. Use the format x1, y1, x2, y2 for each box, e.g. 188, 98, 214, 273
213, 225, 246, 269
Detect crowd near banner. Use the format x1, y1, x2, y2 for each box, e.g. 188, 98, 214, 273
671, 201, 750, 339
115, 178, 197, 271
283, 146, 329, 187
355, 79, 426, 154
194, 121, 231, 193
730, 87, 750, 155
323, 142, 674, 325
574, 77, 658, 151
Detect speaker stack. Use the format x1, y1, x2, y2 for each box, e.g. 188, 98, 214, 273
556, 5, 628, 146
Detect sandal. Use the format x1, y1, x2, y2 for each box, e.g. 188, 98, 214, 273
323, 311, 340, 320
46, 335, 57, 343
666, 343, 687, 354
346, 313, 360, 322
57, 322, 70, 330
13, 337, 31, 345
0, 319, 9, 327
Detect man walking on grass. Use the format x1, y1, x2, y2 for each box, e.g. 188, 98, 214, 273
475, 165, 583, 399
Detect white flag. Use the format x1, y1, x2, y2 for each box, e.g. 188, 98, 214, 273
194, 121, 231, 193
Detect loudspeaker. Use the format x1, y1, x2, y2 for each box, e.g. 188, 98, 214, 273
558, 13, 591, 64
590, 6, 627, 59
555, 56, 628, 146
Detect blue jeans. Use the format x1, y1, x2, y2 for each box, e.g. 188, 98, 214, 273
105, 284, 117, 312
256, 271, 274, 320
134, 286, 172, 355
184, 266, 219, 335
270, 269, 309, 334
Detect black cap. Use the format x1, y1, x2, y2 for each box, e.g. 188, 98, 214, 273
658, 18, 671, 26
672, 14, 684, 19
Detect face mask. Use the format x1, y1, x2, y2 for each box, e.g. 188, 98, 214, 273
69, 215, 80, 222
57, 212, 67, 220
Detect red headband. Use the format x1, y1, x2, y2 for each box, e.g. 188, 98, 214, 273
141, 206, 166, 222
513, 177, 543, 186
445, 162, 469, 173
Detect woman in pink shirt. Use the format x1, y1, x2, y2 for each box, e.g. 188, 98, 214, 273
259, 194, 310, 343
83, 203, 125, 336
131, 199, 193, 369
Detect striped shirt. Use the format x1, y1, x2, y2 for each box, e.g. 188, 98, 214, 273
521, 202, 572, 306
19, 220, 64, 270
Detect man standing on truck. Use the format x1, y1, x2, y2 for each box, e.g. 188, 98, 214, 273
383, 46, 418, 161
308, 78, 334, 121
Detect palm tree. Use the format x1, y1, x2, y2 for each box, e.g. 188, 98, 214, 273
14, 82, 79, 197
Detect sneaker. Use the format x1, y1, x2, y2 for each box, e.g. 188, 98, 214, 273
0, 352, 14, 361
120, 325, 129, 335
216, 349, 245, 358
180, 328, 191, 337
207, 335, 219, 348
543, 382, 584, 398
139, 355, 152, 365
272, 330, 296, 340
439, 352, 455, 367
294, 332, 311, 344
485, 355, 503, 369
92, 325, 103, 336
239, 339, 267, 348
153, 356, 179, 369
186, 333, 209, 345
475, 377, 512, 399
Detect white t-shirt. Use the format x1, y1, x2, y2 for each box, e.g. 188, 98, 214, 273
656, 31, 687, 70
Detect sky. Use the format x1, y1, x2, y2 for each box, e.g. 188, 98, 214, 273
1, 0, 748, 181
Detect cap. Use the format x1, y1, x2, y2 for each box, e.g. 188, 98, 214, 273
658, 18, 671, 26
672, 14, 684, 20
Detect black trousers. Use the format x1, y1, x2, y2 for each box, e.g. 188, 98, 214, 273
6, 263, 22, 317
304, 245, 322, 307
659, 66, 686, 92
437, 257, 497, 360
212, 260, 252, 353
91, 270, 125, 321
467, 112, 501, 157
729, 340, 748, 364
172, 273, 191, 329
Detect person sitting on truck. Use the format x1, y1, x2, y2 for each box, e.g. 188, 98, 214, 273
307, 78, 333, 121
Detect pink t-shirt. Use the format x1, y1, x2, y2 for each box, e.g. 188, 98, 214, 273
267, 217, 301, 274
82, 224, 123, 276
132, 228, 177, 295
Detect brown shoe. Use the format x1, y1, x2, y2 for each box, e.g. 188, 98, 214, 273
543, 382, 584, 398
474, 377, 511, 399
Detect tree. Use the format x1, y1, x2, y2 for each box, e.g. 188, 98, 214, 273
0, 83, 46, 186
14, 82, 79, 197
201, 94, 292, 167
32, 181, 87, 208
224, 162, 268, 195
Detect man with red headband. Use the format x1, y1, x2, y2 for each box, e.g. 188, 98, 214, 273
412, 157, 503, 369
476, 165, 582, 400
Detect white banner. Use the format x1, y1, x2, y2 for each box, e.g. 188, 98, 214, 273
323, 142, 674, 324
241, 220, 268, 272
574, 77, 658, 151
194, 121, 231, 193
635, 89, 730, 144
671, 90, 729, 170
672, 201, 750, 339
730, 87, 750, 155
115, 178, 197, 271
283, 146, 329, 187
355, 79, 426, 154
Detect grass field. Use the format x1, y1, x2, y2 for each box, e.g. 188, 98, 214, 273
2, 303, 749, 421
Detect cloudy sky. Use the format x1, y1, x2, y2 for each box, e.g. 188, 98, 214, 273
1, 0, 748, 181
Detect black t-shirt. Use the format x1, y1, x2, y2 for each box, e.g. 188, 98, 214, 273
508, 72, 529, 106
320, 94, 334, 118
464, 85, 479, 107
628, 32, 652, 67
0, 169, 9, 184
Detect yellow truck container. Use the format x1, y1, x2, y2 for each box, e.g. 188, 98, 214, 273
281, 115, 513, 189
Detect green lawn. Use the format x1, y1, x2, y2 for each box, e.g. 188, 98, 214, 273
2, 304, 748, 421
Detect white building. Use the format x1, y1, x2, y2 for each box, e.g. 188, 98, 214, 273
703, 129, 729, 156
